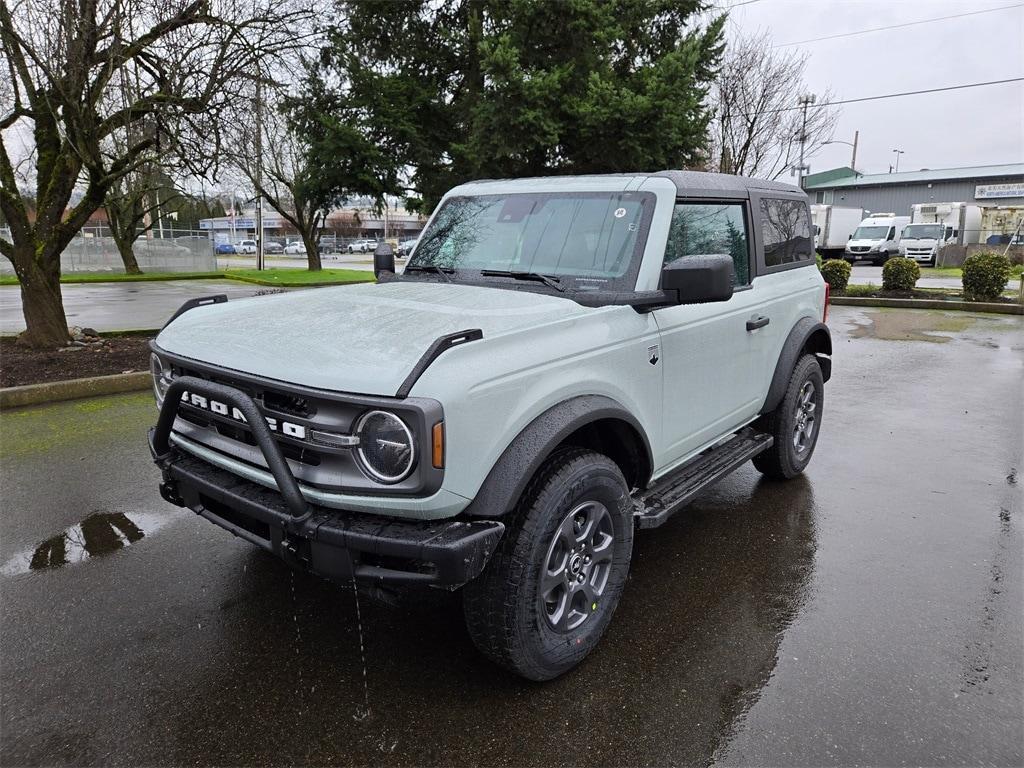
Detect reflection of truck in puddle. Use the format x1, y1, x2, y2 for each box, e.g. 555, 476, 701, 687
898, 203, 983, 265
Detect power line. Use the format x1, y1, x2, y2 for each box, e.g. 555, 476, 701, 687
773, 3, 1023, 47
739, 77, 1024, 116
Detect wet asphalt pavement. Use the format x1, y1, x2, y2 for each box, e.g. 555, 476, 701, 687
1, 306, 1021, 766
0, 280, 272, 334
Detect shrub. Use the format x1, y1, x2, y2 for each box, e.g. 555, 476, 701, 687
882, 257, 920, 292
815, 252, 823, 270
962, 251, 1012, 302
819, 259, 852, 291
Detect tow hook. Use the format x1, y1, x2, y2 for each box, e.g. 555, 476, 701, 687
159, 480, 184, 507
282, 534, 311, 566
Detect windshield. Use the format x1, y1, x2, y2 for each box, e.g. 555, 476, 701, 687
852, 226, 889, 240
901, 224, 943, 240
407, 191, 655, 292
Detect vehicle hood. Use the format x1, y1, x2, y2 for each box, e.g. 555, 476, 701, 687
155, 280, 592, 396
847, 238, 881, 248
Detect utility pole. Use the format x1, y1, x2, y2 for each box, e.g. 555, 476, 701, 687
796, 93, 816, 188
254, 77, 264, 271
850, 130, 859, 170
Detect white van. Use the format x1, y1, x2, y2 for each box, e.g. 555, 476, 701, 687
844, 214, 910, 265
899, 203, 984, 264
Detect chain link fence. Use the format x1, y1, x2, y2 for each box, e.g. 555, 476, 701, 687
0, 225, 217, 275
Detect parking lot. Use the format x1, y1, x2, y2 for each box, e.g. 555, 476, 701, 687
1, 305, 1021, 766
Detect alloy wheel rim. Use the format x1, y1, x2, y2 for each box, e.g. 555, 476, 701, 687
792, 380, 817, 453
540, 501, 615, 632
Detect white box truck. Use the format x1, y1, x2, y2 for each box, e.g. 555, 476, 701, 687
898, 202, 984, 264
811, 205, 864, 259
845, 214, 910, 265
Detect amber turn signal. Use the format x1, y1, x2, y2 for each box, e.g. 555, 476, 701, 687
432, 421, 445, 469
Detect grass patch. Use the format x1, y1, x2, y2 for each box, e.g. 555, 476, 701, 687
224, 268, 373, 286
0, 268, 374, 287
926, 265, 1024, 279
0, 271, 224, 285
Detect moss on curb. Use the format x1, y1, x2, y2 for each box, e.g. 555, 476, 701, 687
0, 372, 151, 409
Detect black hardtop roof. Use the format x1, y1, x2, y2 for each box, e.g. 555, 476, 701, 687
650, 170, 805, 196
462, 169, 806, 197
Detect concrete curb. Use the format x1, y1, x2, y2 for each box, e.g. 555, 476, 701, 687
831, 296, 1024, 315
0, 372, 151, 409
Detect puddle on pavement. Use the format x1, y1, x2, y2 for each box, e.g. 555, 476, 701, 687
850, 310, 978, 343
1, 511, 171, 575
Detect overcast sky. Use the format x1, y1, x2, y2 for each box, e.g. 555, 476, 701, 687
720, 0, 1023, 176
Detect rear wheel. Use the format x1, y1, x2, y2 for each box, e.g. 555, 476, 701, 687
753, 354, 824, 479
463, 449, 633, 680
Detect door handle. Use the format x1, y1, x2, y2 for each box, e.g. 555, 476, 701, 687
746, 315, 770, 331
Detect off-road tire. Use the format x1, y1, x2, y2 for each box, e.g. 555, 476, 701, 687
753, 354, 824, 479
463, 448, 633, 681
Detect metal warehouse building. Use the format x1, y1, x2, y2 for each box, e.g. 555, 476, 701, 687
803, 163, 1024, 216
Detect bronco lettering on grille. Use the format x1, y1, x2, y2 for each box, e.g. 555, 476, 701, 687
180, 391, 307, 440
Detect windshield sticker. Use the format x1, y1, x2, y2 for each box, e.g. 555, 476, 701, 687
613, 207, 627, 218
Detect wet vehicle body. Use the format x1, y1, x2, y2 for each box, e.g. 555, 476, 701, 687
149, 171, 831, 678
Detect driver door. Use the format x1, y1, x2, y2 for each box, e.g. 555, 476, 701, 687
652, 199, 767, 473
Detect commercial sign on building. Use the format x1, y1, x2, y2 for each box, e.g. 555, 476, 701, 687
975, 182, 1024, 199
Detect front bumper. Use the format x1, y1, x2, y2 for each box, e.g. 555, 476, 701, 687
150, 376, 504, 588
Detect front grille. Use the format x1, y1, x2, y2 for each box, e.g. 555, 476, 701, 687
171, 364, 346, 481
849, 246, 870, 253
158, 352, 443, 497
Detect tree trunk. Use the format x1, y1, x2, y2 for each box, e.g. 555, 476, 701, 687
304, 236, 322, 271
13, 244, 70, 348
112, 231, 143, 274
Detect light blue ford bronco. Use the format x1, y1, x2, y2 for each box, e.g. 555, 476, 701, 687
149, 171, 831, 680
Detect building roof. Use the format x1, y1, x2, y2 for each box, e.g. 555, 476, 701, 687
804, 163, 1024, 190
803, 166, 857, 187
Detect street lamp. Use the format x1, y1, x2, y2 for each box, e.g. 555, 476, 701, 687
892, 149, 905, 173
822, 130, 859, 170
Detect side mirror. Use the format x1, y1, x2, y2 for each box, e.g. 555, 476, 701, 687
660, 254, 734, 305
374, 243, 395, 278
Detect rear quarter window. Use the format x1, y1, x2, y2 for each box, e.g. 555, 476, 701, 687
760, 199, 813, 267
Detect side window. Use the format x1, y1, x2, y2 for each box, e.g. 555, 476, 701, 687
664, 202, 750, 286
888, 227, 896, 240
760, 198, 813, 267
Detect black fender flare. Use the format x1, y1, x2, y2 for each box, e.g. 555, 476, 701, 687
760, 317, 832, 415
461, 395, 653, 519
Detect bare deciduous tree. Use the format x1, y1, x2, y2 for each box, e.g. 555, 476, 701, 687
223, 79, 332, 271
0, 0, 309, 347
707, 33, 839, 181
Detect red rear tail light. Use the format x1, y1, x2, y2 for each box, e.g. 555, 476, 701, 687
823, 282, 830, 323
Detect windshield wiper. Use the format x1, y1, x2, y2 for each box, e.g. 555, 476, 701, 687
480, 269, 566, 292
404, 264, 454, 283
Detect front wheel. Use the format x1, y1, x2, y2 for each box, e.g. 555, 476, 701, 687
463, 449, 633, 680
753, 354, 824, 479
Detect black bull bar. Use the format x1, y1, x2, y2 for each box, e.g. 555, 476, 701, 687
149, 376, 504, 587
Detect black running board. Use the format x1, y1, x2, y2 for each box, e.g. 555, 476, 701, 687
633, 429, 773, 529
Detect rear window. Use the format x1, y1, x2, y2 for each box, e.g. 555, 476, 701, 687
760, 199, 813, 267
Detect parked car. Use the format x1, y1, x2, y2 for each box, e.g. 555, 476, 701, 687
236, 239, 258, 255
283, 241, 306, 255
397, 238, 419, 257
347, 239, 377, 253
214, 242, 236, 255
149, 170, 830, 681
264, 241, 284, 255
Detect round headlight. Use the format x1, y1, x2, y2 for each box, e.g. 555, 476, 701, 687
150, 353, 172, 404
355, 410, 415, 484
